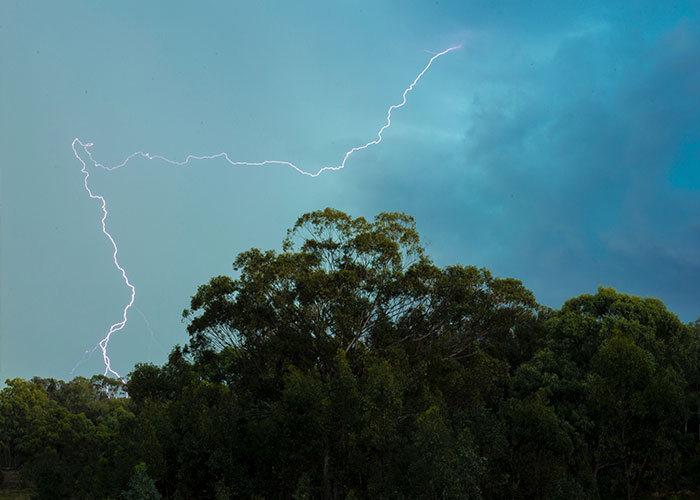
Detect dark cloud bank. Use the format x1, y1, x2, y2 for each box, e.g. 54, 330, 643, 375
365, 5, 700, 322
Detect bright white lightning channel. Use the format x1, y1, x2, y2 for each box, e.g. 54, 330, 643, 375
72, 45, 461, 379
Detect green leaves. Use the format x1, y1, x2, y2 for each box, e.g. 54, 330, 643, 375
7, 210, 700, 499
122, 463, 162, 500
0, 376, 138, 499
511, 287, 699, 499
171, 208, 549, 497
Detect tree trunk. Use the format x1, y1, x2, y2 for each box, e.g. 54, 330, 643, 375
697, 389, 700, 437
324, 446, 332, 500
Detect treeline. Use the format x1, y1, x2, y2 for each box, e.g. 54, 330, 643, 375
3, 208, 700, 500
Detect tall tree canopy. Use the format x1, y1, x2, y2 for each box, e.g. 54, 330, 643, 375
2, 209, 699, 500
183, 208, 541, 373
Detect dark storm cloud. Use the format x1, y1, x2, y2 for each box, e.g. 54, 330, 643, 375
368, 12, 700, 321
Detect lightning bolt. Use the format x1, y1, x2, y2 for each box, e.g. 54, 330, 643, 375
72, 140, 135, 380
72, 45, 461, 378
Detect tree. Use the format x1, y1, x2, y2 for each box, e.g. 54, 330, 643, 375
5, 209, 700, 499
587, 334, 685, 499
183, 208, 541, 390
510, 287, 698, 499
122, 462, 162, 500
177, 208, 542, 499
0, 377, 138, 499
0, 379, 55, 469
501, 390, 579, 500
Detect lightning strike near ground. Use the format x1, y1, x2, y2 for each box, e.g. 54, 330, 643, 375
72, 45, 462, 379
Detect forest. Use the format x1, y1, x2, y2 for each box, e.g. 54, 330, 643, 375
2, 208, 700, 500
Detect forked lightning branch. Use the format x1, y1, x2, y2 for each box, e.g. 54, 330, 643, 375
71, 45, 462, 380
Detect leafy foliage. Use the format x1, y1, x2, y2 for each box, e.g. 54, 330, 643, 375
2, 209, 699, 499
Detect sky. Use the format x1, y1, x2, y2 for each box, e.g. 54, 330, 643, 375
1, 1, 699, 382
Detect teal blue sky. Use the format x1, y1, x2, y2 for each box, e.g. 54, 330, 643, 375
2, 1, 699, 381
